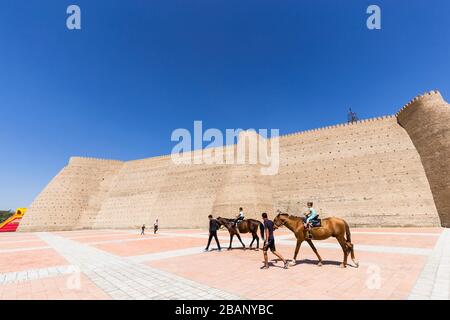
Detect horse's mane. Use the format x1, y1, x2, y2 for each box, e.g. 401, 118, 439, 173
279, 213, 302, 221
217, 217, 233, 222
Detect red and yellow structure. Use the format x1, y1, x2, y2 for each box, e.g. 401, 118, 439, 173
0, 208, 27, 232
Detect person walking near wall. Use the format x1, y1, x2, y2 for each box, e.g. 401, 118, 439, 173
141, 224, 146, 235
154, 219, 159, 234
262, 212, 288, 269
205, 215, 221, 252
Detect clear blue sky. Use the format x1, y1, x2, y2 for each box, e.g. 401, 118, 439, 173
1, 0, 450, 209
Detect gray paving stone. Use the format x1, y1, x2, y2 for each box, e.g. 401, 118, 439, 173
5, 273, 17, 282
37, 232, 241, 300
409, 229, 450, 300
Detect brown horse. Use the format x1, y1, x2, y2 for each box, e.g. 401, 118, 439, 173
216, 217, 265, 250
273, 212, 358, 268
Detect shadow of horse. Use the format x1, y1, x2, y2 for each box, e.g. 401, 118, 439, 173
259, 261, 287, 269
272, 258, 359, 268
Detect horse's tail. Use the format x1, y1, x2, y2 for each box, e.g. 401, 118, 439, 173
344, 220, 351, 243
344, 220, 358, 267
259, 222, 265, 240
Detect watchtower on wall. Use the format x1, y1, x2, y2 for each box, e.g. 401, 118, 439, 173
212, 130, 274, 218
397, 91, 450, 227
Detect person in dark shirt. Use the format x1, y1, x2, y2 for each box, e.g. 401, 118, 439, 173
141, 224, 145, 235
262, 212, 288, 269
205, 215, 222, 251
153, 219, 159, 234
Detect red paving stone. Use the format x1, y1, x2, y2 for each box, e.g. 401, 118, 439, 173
0, 235, 40, 242
215, 229, 291, 239
93, 236, 207, 256
54, 230, 126, 238
0, 228, 442, 300
0, 240, 49, 250
0, 248, 68, 273
0, 274, 110, 300
72, 233, 165, 244
292, 233, 440, 249
350, 227, 442, 234
159, 229, 205, 234
147, 244, 427, 300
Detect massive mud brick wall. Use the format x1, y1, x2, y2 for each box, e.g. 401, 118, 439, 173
19, 91, 449, 231
397, 92, 450, 227
19, 157, 124, 231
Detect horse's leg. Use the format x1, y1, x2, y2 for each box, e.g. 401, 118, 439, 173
348, 243, 359, 267
249, 234, 255, 248
255, 233, 259, 250
251, 231, 259, 251
291, 239, 303, 266
343, 239, 358, 267
236, 233, 246, 249
306, 240, 323, 266
228, 233, 234, 250
336, 236, 348, 268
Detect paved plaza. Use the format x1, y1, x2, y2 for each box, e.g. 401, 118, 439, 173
0, 227, 449, 300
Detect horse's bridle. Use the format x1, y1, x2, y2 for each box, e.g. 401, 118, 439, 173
274, 219, 286, 228
216, 218, 232, 230
274, 210, 288, 228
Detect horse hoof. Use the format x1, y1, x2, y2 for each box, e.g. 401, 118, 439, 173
290, 261, 296, 267
353, 261, 359, 268
317, 262, 323, 267
227, 248, 232, 250
339, 263, 346, 268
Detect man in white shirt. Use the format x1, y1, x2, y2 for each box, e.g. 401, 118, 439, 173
233, 207, 245, 228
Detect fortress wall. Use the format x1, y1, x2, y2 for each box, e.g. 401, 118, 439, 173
19, 92, 448, 231
272, 116, 440, 227
397, 91, 450, 227
18, 157, 124, 232
91, 150, 233, 229
212, 131, 275, 220
91, 137, 275, 229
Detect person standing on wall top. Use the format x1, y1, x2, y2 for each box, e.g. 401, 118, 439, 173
205, 215, 221, 252
233, 207, 245, 228
262, 212, 288, 269
154, 219, 159, 234
141, 224, 146, 235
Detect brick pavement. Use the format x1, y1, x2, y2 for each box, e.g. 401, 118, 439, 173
0, 227, 448, 300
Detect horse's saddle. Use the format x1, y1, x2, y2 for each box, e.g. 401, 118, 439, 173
310, 217, 321, 228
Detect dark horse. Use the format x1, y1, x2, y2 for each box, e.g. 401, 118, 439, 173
216, 217, 265, 250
